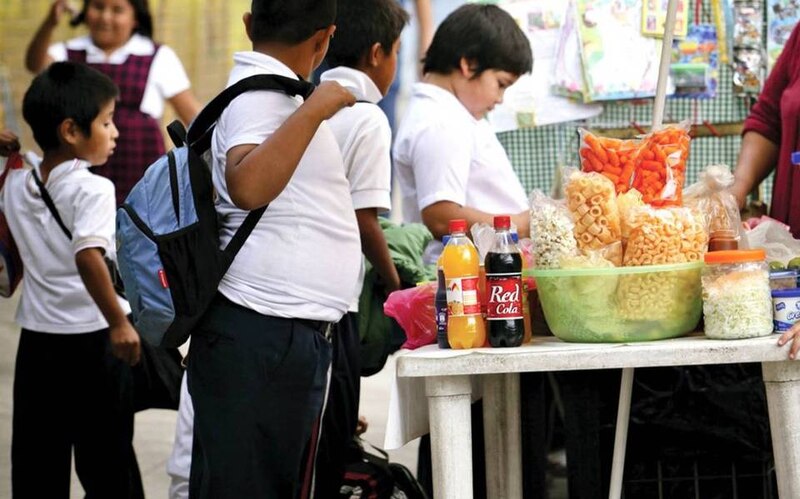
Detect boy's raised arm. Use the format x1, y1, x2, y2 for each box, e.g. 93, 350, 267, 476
225, 81, 355, 210
75, 247, 140, 366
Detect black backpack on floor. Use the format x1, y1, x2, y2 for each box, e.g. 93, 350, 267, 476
339, 439, 429, 499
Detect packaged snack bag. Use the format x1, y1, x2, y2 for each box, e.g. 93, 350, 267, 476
528, 189, 578, 269
683, 164, 742, 238
578, 129, 638, 194
631, 122, 691, 207
564, 170, 623, 265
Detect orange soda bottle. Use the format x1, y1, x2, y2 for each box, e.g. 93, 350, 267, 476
442, 219, 486, 349
512, 233, 533, 343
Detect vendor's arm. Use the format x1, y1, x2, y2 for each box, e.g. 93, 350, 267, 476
25, 0, 70, 72
731, 131, 779, 209
76, 248, 140, 366
732, 23, 800, 208
778, 322, 800, 360
225, 81, 355, 210
422, 201, 530, 240
356, 208, 401, 293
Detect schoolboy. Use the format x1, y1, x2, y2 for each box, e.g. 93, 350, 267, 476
316, 0, 408, 493
185, 0, 362, 497
393, 3, 533, 260
3, 61, 142, 498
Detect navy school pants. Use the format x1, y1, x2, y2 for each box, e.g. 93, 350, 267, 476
187, 294, 332, 499
12, 328, 143, 499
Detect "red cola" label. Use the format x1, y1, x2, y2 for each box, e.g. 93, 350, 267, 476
486, 273, 523, 320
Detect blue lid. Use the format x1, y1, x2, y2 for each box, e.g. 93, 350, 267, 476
442, 235, 451, 245
511, 232, 519, 243
770, 269, 799, 278
792, 151, 800, 165
771, 288, 800, 298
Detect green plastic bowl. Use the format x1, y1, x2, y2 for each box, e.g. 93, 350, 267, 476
526, 262, 703, 343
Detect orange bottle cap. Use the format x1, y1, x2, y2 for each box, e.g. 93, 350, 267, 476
704, 249, 766, 264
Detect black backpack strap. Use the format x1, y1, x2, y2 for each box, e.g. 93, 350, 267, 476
32, 168, 127, 296
186, 74, 315, 153
224, 205, 267, 259
166, 120, 187, 148
31, 169, 72, 240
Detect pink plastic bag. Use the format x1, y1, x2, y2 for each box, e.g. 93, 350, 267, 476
384, 282, 437, 350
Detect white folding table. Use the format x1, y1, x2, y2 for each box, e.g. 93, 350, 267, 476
392, 335, 800, 498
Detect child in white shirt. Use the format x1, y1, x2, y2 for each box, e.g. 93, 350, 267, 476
316, 0, 409, 494
3, 61, 142, 498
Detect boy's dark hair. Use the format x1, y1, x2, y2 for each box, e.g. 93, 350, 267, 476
325, 0, 409, 68
23, 62, 119, 152
249, 0, 337, 44
423, 4, 533, 77
70, 0, 154, 38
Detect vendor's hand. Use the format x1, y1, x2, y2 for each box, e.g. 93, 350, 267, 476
0, 130, 20, 157
777, 322, 800, 360
110, 321, 141, 366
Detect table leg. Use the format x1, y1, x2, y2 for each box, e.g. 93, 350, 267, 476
762, 361, 800, 499
608, 367, 634, 499
483, 373, 523, 499
426, 375, 474, 499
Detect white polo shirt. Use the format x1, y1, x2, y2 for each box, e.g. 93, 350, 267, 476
394, 83, 528, 222
393, 82, 529, 225
0, 159, 130, 334
321, 66, 392, 311
48, 34, 191, 119
212, 51, 361, 322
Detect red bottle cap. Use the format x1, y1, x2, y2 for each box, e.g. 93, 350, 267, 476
493, 215, 511, 230
449, 219, 467, 233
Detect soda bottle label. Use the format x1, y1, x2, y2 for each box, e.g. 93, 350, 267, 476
486, 273, 523, 320
446, 276, 481, 316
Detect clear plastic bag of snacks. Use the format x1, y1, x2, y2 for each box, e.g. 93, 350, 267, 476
529, 189, 578, 269
631, 121, 691, 207
683, 164, 742, 238
564, 170, 623, 266
578, 129, 639, 194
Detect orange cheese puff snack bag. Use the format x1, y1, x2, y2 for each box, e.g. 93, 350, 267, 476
631, 122, 691, 207
578, 129, 638, 194
617, 188, 645, 242
622, 207, 684, 266
671, 207, 708, 262
622, 206, 708, 266
565, 171, 622, 264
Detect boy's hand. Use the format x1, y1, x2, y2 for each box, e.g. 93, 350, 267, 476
305, 81, 356, 121
0, 130, 20, 157
110, 321, 141, 366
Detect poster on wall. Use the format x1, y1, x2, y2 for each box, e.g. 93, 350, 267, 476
641, 0, 690, 38
671, 23, 719, 99
766, 0, 800, 72
574, 0, 670, 102
487, 0, 603, 132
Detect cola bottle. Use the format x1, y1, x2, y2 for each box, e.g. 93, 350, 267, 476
485, 215, 524, 347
